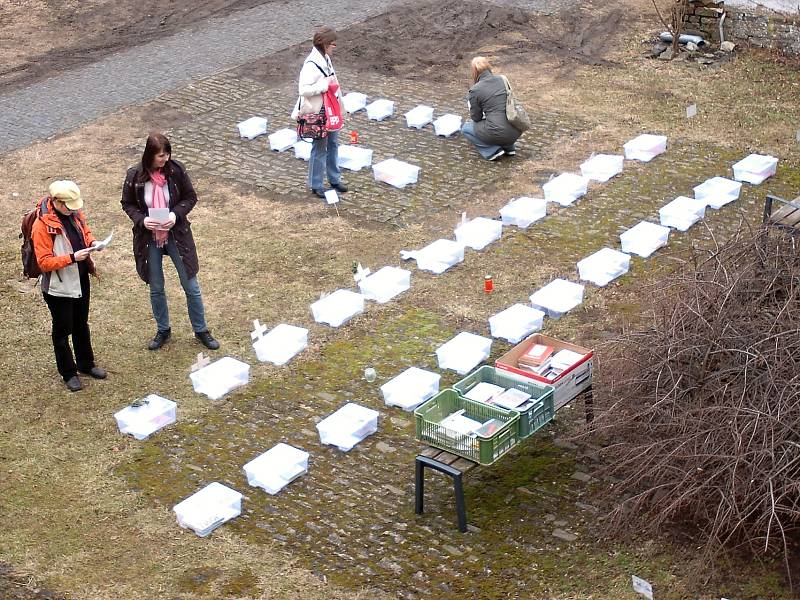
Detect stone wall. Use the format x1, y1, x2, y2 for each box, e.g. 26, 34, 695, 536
682, 0, 800, 54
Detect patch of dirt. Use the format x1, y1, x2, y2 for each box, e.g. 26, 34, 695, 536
0, 0, 276, 93
238, 0, 625, 86
0, 565, 64, 600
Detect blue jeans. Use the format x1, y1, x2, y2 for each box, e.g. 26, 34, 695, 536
148, 237, 208, 333
461, 121, 515, 159
308, 129, 341, 190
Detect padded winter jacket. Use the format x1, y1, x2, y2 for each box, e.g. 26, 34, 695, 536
468, 70, 522, 147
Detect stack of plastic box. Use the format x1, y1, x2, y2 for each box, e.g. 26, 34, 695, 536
114, 394, 177, 440
543, 173, 589, 206
373, 159, 420, 188
253, 323, 308, 366
293, 140, 312, 161
732, 154, 778, 184
366, 99, 394, 121
454, 217, 503, 250
659, 196, 706, 231
529, 278, 585, 319
190, 357, 250, 400
381, 367, 441, 411
436, 332, 493, 375
488, 304, 545, 343
433, 114, 462, 137
620, 221, 670, 257
357, 266, 411, 303
623, 134, 667, 162
243, 443, 309, 494
237, 117, 268, 140
693, 176, 742, 209
577, 248, 631, 287
410, 239, 465, 274
337, 145, 373, 171
173, 482, 243, 537
343, 92, 368, 113
317, 403, 379, 451
268, 128, 299, 152
310, 289, 364, 327
405, 105, 435, 128
499, 197, 547, 229
580, 154, 624, 182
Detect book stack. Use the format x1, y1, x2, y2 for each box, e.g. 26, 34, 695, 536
462, 381, 534, 411
521, 348, 585, 380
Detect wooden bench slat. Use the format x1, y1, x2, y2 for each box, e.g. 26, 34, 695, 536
451, 457, 478, 473
420, 446, 441, 458
769, 204, 800, 223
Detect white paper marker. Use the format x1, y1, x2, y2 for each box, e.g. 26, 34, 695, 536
632, 575, 654, 599
251, 319, 268, 341
325, 189, 340, 205
686, 103, 697, 118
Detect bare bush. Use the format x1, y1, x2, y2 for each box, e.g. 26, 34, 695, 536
588, 225, 800, 584
651, 0, 690, 55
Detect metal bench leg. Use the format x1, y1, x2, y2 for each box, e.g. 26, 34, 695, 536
415, 457, 424, 515
453, 473, 467, 533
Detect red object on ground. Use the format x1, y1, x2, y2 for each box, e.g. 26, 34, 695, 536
350, 130, 359, 144
484, 274, 494, 293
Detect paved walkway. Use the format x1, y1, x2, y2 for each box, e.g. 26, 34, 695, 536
0, 0, 401, 154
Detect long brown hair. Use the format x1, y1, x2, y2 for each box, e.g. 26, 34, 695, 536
470, 56, 492, 84
313, 27, 337, 55
138, 133, 172, 182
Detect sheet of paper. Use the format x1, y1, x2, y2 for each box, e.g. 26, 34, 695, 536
631, 575, 653, 600
686, 103, 697, 118
325, 190, 340, 205
149, 207, 170, 223
91, 230, 114, 250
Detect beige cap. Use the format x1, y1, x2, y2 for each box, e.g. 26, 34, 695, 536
48, 180, 83, 210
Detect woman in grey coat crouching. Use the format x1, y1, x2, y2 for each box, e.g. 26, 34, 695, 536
461, 56, 522, 161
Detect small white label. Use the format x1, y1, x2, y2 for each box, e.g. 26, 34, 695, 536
796, 130, 800, 142
325, 189, 340, 204
632, 575, 653, 599
686, 104, 697, 118
250, 319, 268, 341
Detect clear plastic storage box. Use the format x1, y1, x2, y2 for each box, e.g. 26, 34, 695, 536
310, 289, 365, 327
405, 105, 435, 129
693, 176, 742, 209
433, 114, 462, 137
410, 239, 465, 274
337, 145, 373, 171
529, 278, 585, 319
293, 140, 312, 161
381, 367, 441, 411
623, 134, 667, 162
499, 196, 547, 229
173, 482, 243, 537
488, 304, 545, 343
343, 92, 368, 113
366, 99, 395, 121
253, 323, 308, 366
373, 158, 420, 188
436, 332, 493, 375
454, 217, 503, 250
190, 357, 250, 400
317, 403, 379, 451
243, 443, 309, 495
358, 266, 411, 303
114, 394, 176, 440
620, 220, 670, 257
659, 196, 706, 231
732, 153, 778, 185
543, 173, 589, 206
577, 247, 631, 287
580, 154, 624, 182
237, 117, 268, 140
268, 128, 299, 152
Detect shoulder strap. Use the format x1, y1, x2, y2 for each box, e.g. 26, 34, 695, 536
304, 60, 330, 78
500, 75, 512, 93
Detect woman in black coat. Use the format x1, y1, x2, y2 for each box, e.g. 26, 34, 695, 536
121, 133, 219, 351
461, 56, 522, 161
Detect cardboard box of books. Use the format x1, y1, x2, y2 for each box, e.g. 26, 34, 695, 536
495, 334, 593, 411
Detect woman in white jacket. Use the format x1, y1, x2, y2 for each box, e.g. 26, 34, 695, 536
292, 27, 348, 198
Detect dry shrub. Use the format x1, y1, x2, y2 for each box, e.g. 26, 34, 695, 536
589, 224, 800, 583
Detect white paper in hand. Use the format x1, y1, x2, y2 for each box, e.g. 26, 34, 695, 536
90, 230, 114, 251
149, 207, 170, 223
324, 190, 340, 205
631, 575, 653, 599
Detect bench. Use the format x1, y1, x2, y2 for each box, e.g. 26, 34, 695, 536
414, 386, 594, 532
763, 194, 800, 232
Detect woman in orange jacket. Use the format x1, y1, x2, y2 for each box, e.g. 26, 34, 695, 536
32, 180, 106, 392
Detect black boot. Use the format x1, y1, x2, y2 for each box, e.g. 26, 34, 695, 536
148, 328, 171, 351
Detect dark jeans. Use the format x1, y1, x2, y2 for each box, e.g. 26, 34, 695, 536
43, 270, 95, 381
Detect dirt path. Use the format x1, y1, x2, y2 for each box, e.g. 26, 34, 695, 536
0, 0, 275, 92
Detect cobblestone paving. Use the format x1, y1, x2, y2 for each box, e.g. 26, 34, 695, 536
123, 135, 799, 598
158, 69, 587, 224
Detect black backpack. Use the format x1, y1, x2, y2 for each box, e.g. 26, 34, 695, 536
20, 198, 47, 279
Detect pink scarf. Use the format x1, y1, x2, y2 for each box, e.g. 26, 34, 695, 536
150, 169, 169, 248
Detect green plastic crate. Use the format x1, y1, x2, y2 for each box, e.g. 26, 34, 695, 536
414, 389, 520, 465
453, 365, 554, 439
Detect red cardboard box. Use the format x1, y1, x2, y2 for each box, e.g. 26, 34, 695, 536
496, 333, 593, 411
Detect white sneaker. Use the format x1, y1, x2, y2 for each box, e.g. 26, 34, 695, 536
488, 149, 505, 161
